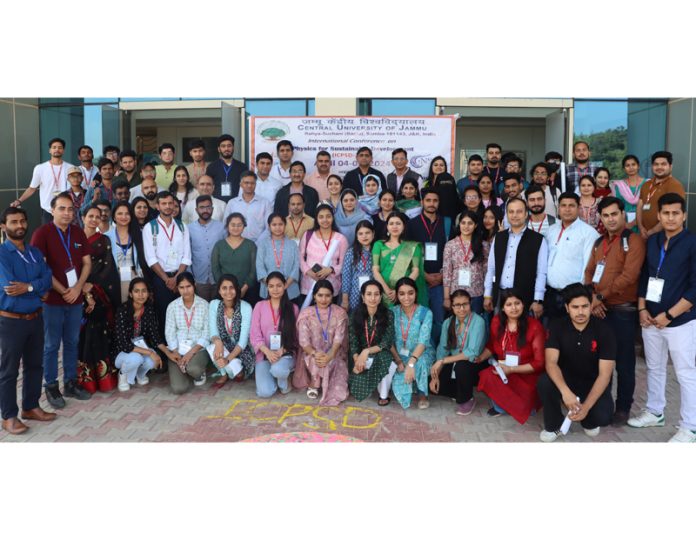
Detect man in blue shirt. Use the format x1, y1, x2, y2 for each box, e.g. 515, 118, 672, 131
0, 207, 54, 435
629, 193, 696, 442
188, 195, 225, 301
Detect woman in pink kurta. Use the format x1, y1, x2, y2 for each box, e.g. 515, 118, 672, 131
293, 280, 349, 405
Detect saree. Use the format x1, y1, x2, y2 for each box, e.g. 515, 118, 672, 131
372, 240, 428, 306
395, 199, 422, 219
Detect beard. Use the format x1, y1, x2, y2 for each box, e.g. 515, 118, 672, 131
530, 206, 545, 215
144, 191, 157, 201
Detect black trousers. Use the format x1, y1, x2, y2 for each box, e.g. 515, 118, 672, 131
152, 273, 178, 337
544, 287, 566, 322
536, 372, 613, 431
41, 210, 53, 225
437, 360, 488, 404
0, 315, 44, 419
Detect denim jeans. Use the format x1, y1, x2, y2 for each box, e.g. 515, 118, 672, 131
604, 308, 638, 413
115, 352, 156, 385
43, 304, 83, 385
428, 284, 444, 346
255, 355, 295, 398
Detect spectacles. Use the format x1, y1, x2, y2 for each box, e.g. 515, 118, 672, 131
464, 195, 480, 201
452, 302, 470, 309
197, 205, 213, 211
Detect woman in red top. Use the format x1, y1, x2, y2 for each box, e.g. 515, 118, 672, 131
476, 289, 545, 423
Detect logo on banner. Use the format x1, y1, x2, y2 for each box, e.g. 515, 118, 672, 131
258, 120, 291, 141
410, 154, 433, 169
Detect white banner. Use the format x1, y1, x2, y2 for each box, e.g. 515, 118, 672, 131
249, 116, 456, 180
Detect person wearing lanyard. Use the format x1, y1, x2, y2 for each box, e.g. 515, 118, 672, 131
388, 277, 436, 409
341, 220, 375, 312
269, 140, 294, 186
81, 158, 116, 213
525, 184, 556, 238
0, 207, 54, 435
205, 134, 248, 203
636, 151, 686, 240
250, 272, 299, 398
273, 161, 320, 219
164, 272, 210, 394
483, 143, 504, 195
66, 166, 87, 228
284, 193, 315, 245
565, 141, 597, 194
629, 193, 696, 442
30, 192, 93, 409
188, 195, 225, 302
77, 145, 99, 191
430, 289, 486, 415
294, 280, 349, 403
256, 213, 300, 302
106, 201, 147, 305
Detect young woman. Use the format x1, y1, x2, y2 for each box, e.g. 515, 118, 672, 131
334, 189, 370, 245
373, 189, 396, 241
451, 185, 484, 238
105, 201, 147, 304
131, 196, 152, 229
293, 280, 349, 404
358, 174, 382, 216
347, 280, 396, 405
612, 154, 646, 232
341, 220, 375, 312
389, 278, 435, 409
320, 174, 343, 211
164, 272, 211, 394
299, 204, 349, 305
442, 210, 488, 314
169, 165, 199, 211
211, 212, 257, 300
250, 271, 300, 397
255, 213, 300, 301
577, 175, 602, 231
171, 197, 182, 220
372, 212, 427, 307
593, 167, 612, 198
478, 174, 503, 209
207, 274, 255, 389
482, 206, 503, 243
395, 178, 422, 218
112, 278, 170, 392
430, 289, 487, 415
425, 155, 461, 220
476, 289, 545, 423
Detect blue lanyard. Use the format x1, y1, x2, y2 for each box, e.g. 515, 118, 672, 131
222, 162, 232, 182
54, 224, 73, 266
118, 234, 132, 258
656, 243, 667, 277
315, 305, 332, 343
16, 246, 38, 265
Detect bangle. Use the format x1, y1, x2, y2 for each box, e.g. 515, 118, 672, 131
638, 308, 647, 312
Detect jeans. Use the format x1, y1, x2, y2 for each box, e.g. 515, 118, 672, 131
43, 304, 82, 385
255, 355, 295, 398
604, 308, 637, 412
428, 284, 444, 345
115, 351, 156, 385
470, 295, 483, 315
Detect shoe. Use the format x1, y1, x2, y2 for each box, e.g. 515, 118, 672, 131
193, 373, 207, 387
306, 388, 319, 399
135, 374, 149, 387
628, 409, 665, 428
279, 381, 292, 395
456, 398, 476, 416
1, 417, 28, 435
118, 371, 131, 392
584, 427, 600, 437
417, 397, 430, 410
669, 427, 696, 443
212, 375, 228, 390
64, 379, 92, 400
45, 383, 66, 409
612, 410, 630, 426
540, 429, 560, 443
487, 407, 503, 418
21, 407, 57, 422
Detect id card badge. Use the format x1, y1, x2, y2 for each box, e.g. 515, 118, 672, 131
65, 267, 78, 287
132, 337, 147, 349
166, 249, 178, 267
592, 262, 606, 284
120, 265, 132, 282
399, 347, 410, 358
269, 332, 282, 351
425, 242, 438, 262
178, 339, 193, 355
292, 238, 300, 247
221, 183, 231, 197
365, 356, 374, 369
504, 351, 520, 367
626, 211, 636, 223
358, 275, 370, 289
646, 277, 665, 303
458, 268, 471, 287
643, 203, 651, 211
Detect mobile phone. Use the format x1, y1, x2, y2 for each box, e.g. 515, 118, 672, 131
312, 263, 323, 273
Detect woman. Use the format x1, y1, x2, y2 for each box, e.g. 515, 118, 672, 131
612, 154, 646, 232
320, 174, 343, 211
593, 167, 612, 198
389, 278, 435, 409
250, 271, 299, 397
348, 280, 396, 405
164, 272, 211, 394
577, 175, 602, 231
424, 156, 461, 220
169, 165, 199, 211
131, 196, 152, 229
476, 289, 545, 423
478, 174, 503, 209
334, 189, 370, 245
442, 210, 488, 314
255, 213, 300, 301
212, 213, 257, 301
430, 289, 487, 415
341, 220, 375, 312
293, 280, 349, 404
171, 197, 182, 220
482, 206, 503, 242
452, 185, 484, 238
207, 274, 255, 389
395, 178, 422, 218
299, 204, 348, 305
373, 189, 396, 241
112, 278, 170, 392
372, 212, 427, 307
358, 174, 382, 216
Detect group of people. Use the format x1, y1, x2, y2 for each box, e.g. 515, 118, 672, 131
1, 134, 694, 444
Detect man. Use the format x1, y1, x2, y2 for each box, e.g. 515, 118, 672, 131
285, 193, 314, 244
343, 147, 387, 195
188, 195, 225, 301
254, 152, 283, 204
387, 148, 423, 193
483, 197, 547, 317
545, 150, 563, 191
185, 139, 208, 188
12, 137, 75, 224
407, 188, 450, 342
142, 192, 192, 336
129, 162, 163, 203
565, 141, 596, 194
82, 157, 115, 212
206, 134, 248, 203
483, 143, 504, 194
0, 207, 55, 434
525, 184, 556, 237
66, 167, 86, 227
96, 201, 112, 233
304, 150, 333, 201
270, 140, 294, 185
154, 143, 177, 189
584, 196, 645, 425
104, 145, 121, 176
224, 171, 271, 242
31, 192, 93, 408
114, 149, 139, 186
112, 179, 131, 204
500, 173, 524, 228
636, 150, 686, 239
504, 155, 525, 186
77, 145, 99, 189
544, 192, 599, 319
528, 162, 559, 217
537, 283, 616, 442
629, 193, 696, 442
456, 154, 484, 195
274, 161, 320, 219
181, 175, 225, 224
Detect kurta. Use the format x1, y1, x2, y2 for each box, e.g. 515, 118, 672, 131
211, 237, 257, 288
298, 230, 348, 296
347, 309, 395, 401
249, 300, 300, 363
442, 237, 490, 299
341, 247, 374, 311
256, 236, 301, 299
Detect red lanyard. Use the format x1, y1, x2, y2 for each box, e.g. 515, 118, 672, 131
133, 306, 144, 335
502, 327, 517, 352
319, 230, 333, 251
269, 302, 280, 331
645, 180, 661, 203
81, 166, 94, 184
364, 318, 377, 347
531, 218, 544, 234
555, 223, 566, 245
456, 314, 473, 351
157, 218, 175, 243
272, 238, 284, 268
290, 216, 305, 237
458, 237, 472, 263
183, 305, 196, 330
420, 215, 439, 241
50, 163, 63, 190
399, 307, 416, 344
601, 235, 619, 261
361, 250, 370, 270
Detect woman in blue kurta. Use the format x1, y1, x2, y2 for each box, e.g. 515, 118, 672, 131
255, 213, 300, 300
341, 220, 375, 312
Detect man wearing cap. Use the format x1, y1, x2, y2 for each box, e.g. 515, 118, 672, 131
66, 166, 87, 227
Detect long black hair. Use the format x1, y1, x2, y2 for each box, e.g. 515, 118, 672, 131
122, 277, 153, 331
478, 173, 499, 208
497, 288, 529, 348
398, 178, 421, 201
393, 277, 417, 306
111, 200, 149, 273
217, 273, 241, 309
482, 205, 503, 241
169, 165, 195, 206
312, 203, 339, 232
447, 289, 472, 350
265, 271, 298, 354
351, 219, 375, 267
456, 209, 484, 263
352, 279, 390, 338
310, 279, 334, 305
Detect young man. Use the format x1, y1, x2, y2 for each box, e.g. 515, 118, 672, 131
205, 134, 248, 203
96, 201, 112, 233
501, 173, 524, 228
537, 283, 616, 442
629, 193, 696, 442
504, 155, 525, 186
284, 193, 314, 244
273, 161, 320, 219
343, 146, 387, 195
112, 179, 131, 203
584, 196, 645, 425
154, 143, 177, 189
525, 184, 556, 237
529, 162, 560, 217
66, 167, 86, 227
82, 157, 115, 212
456, 154, 484, 195
104, 145, 121, 176
114, 149, 139, 186
253, 152, 283, 204
185, 139, 208, 188
77, 145, 99, 189
636, 150, 686, 239
30, 193, 93, 408
0, 207, 55, 434
223, 171, 271, 242
483, 143, 504, 193
304, 150, 333, 200
270, 140, 294, 185
13, 137, 75, 224
565, 141, 596, 194
129, 162, 163, 203
387, 148, 423, 193
188, 195, 225, 302
545, 151, 564, 192
181, 175, 225, 224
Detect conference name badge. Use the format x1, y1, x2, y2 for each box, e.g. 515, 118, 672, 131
646, 277, 665, 303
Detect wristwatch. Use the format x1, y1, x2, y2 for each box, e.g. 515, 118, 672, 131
27, 284, 34, 292
665, 310, 674, 321
596, 293, 604, 301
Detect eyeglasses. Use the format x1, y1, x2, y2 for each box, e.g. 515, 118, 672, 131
197, 205, 213, 211
464, 195, 480, 201
452, 302, 470, 309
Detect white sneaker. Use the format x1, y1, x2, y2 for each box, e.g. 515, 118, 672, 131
136, 374, 150, 386
540, 429, 560, 443
117, 371, 130, 392
628, 409, 665, 428
584, 427, 600, 437
193, 373, 207, 387
669, 427, 696, 443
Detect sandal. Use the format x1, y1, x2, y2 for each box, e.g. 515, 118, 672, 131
417, 397, 430, 410
307, 388, 319, 399
378, 397, 391, 407
212, 375, 228, 389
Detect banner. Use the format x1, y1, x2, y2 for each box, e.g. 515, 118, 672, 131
250, 116, 456, 180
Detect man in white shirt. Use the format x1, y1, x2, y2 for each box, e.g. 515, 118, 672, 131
545, 192, 599, 320
223, 171, 271, 242
526, 184, 556, 237
12, 137, 74, 224
270, 140, 294, 185
77, 145, 99, 189
254, 152, 283, 204
181, 175, 225, 224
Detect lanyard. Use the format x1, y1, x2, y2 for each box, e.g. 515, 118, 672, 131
118, 234, 132, 258
364, 317, 377, 347
399, 307, 415, 345
134, 306, 145, 335
486, 166, 501, 184
576, 165, 591, 178
222, 162, 232, 182
183, 305, 196, 330
54, 224, 73, 266
502, 327, 517, 352
315, 305, 332, 343
319, 230, 333, 251
269, 302, 280, 331
157, 218, 175, 243
456, 314, 473, 351
50, 163, 63, 190
601, 235, 619, 261
645, 179, 662, 203
193, 162, 206, 179
81, 165, 94, 184
361, 249, 370, 271
530, 218, 545, 234
271, 238, 284, 268
656, 243, 667, 277
290, 216, 305, 237
420, 214, 439, 242
458, 237, 472, 263
15, 246, 38, 265
555, 223, 566, 245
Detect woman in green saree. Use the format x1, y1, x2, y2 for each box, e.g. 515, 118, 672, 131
371, 212, 428, 306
